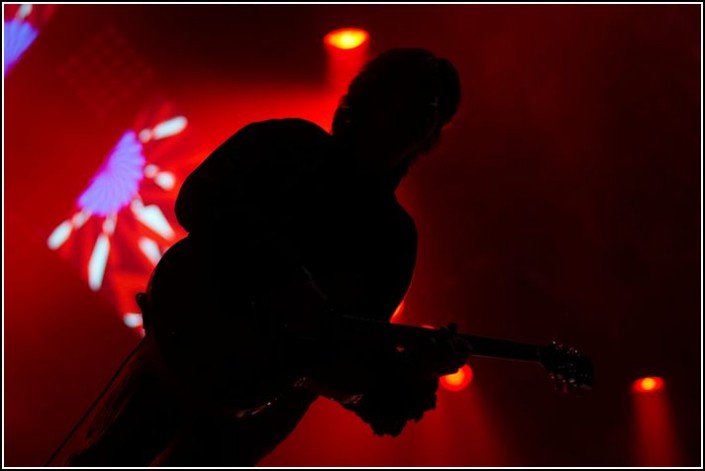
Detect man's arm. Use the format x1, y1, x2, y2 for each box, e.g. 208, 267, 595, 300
245, 219, 470, 436
175, 118, 330, 233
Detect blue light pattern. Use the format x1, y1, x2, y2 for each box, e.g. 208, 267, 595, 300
4, 19, 38, 75
78, 132, 146, 216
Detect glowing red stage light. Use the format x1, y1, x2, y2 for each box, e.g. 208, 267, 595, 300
324, 28, 369, 50
440, 364, 474, 392
633, 376, 664, 394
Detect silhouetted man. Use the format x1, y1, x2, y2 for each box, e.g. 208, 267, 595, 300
65, 48, 465, 467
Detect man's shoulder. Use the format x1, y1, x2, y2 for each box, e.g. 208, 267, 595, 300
242, 117, 329, 132
232, 118, 331, 146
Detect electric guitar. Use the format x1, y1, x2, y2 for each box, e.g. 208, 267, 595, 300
140, 236, 594, 413
293, 313, 594, 395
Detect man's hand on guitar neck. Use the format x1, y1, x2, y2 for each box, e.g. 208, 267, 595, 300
290, 318, 472, 437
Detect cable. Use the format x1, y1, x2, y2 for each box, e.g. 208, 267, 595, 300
44, 339, 145, 466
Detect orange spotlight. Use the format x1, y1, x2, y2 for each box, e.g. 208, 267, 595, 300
631, 375, 682, 465
633, 376, 665, 394
440, 364, 474, 392
324, 28, 369, 50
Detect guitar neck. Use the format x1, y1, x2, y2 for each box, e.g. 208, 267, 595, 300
458, 333, 541, 363
335, 315, 542, 364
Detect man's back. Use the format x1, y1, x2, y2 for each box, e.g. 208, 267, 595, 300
68, 118, 419, 466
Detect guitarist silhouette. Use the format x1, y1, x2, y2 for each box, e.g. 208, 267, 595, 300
61, 48, 469, 467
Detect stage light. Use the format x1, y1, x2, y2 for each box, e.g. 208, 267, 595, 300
4, 4, 56, 75
78, 132, 146, 216
47, 101, 193, 333
324, 27, 369, 98
631, 375, 681, 465
441, 364, 474, 392
324, 28, 369, 50
4, 5, 38, 75
50, 125, 182, 292
123, 313, 143, 329
633, 376, 664, 394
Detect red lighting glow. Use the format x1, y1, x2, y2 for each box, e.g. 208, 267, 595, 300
390, 299, 405, 322
633, 376, 664, 394
324, 28, 369, 50
440, 364, 474, 392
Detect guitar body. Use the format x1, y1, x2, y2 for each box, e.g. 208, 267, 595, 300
144, 233, 300, 413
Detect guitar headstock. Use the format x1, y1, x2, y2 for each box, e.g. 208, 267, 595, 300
539, 341, 594, 394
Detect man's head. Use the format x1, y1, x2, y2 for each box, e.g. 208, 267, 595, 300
332, 48, 461, 185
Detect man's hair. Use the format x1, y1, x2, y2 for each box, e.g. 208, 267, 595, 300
332, 48, 461, 146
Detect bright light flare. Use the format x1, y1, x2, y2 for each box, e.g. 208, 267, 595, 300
440, 364, 474, 392
633, 376, 664, 394
123, 312, 143, 328
324, 28, 369, 50
390, 299, 405, 323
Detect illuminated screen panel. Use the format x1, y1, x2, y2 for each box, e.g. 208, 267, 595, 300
47, 101, 198, 333
4, 4, 55, 75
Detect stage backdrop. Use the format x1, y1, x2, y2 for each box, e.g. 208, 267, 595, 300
4, 4, 701, 466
